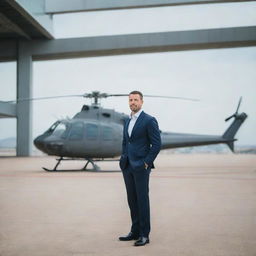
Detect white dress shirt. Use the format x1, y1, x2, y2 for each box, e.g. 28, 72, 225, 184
128, 109, 143, 137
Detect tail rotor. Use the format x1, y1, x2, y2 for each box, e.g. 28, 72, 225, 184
222, 97, 247, 152
225, 97, 242, 122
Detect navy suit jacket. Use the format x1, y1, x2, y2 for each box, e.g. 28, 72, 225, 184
119, 111, 161, 171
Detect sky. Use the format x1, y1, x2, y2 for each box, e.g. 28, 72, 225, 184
0, 2, 256, 148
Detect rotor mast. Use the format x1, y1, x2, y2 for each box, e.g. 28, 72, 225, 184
83, 91, 108, 106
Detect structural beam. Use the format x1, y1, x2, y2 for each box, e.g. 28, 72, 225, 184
45, 0, 256, 14
1, 26, 256, 62
0, 102, 16, 118
31, 26, 256, 60
16, 40, 33, 156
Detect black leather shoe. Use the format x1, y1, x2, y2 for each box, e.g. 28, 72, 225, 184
134, 237, 150, 246
119, 232, 140, 241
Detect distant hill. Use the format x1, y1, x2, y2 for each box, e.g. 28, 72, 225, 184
161, 144, 256, 154
0, 137, 16, 148
235, 145, 256, 154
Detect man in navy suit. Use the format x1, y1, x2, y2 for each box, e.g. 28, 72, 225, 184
119, 91, 161, 246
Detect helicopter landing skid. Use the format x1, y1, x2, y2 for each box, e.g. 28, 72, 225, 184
43, 156, 63, 172
42, 157, 101, 172
82, 159, 100, 171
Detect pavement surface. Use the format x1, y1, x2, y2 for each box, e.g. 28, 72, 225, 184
0, 154, 256, 256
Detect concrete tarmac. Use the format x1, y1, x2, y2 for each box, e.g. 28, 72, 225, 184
0, 154, 256, 256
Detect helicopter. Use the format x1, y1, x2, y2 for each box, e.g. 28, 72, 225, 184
32, 91, 247, 171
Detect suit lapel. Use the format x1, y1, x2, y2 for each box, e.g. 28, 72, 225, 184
130, 111, 145, 138
125, 118, 130, 138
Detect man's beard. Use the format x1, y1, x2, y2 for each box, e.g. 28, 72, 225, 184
130, 105, 140, 113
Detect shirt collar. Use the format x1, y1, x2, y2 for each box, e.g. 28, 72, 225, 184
130, 109, 143, 119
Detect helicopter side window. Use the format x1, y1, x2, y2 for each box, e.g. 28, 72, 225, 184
86, 123, 98, 140
60, 124, 70, 139
69, 122, 84, 140
102, 126, 113, 140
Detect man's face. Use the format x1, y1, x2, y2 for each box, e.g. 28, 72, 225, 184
129, 94, 143, 113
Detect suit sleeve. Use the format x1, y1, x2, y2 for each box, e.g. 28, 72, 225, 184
144, 117, 161, 166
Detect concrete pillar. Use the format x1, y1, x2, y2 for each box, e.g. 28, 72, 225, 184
16, 40, 33, 156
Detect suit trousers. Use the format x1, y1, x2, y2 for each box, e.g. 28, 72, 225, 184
122, 162, 151, 238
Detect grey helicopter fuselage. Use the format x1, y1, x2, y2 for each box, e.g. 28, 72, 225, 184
34, 104, 126, 158
34, 102, 248, 159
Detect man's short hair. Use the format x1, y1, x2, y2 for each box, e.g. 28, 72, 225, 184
129, 90, 143, 100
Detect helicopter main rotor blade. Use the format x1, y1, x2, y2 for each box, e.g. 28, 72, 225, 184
143, 95, 199, 101
4, 94, 84, 103
3, 91, 200, 103
108, 94, 199, 102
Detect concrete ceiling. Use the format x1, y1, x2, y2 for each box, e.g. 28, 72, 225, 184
0, 0, 53, 40
1, 0, 255, 40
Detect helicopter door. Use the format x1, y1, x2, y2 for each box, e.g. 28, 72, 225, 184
65, 122, 85, 156
84, 123, 100, 157
99, 125, 117, 157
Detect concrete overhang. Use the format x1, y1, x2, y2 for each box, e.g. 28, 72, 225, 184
0, 0, 54, 40
45, 0, 256, 14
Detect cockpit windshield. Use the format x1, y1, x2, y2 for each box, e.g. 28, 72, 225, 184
48, 121, 70, 139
